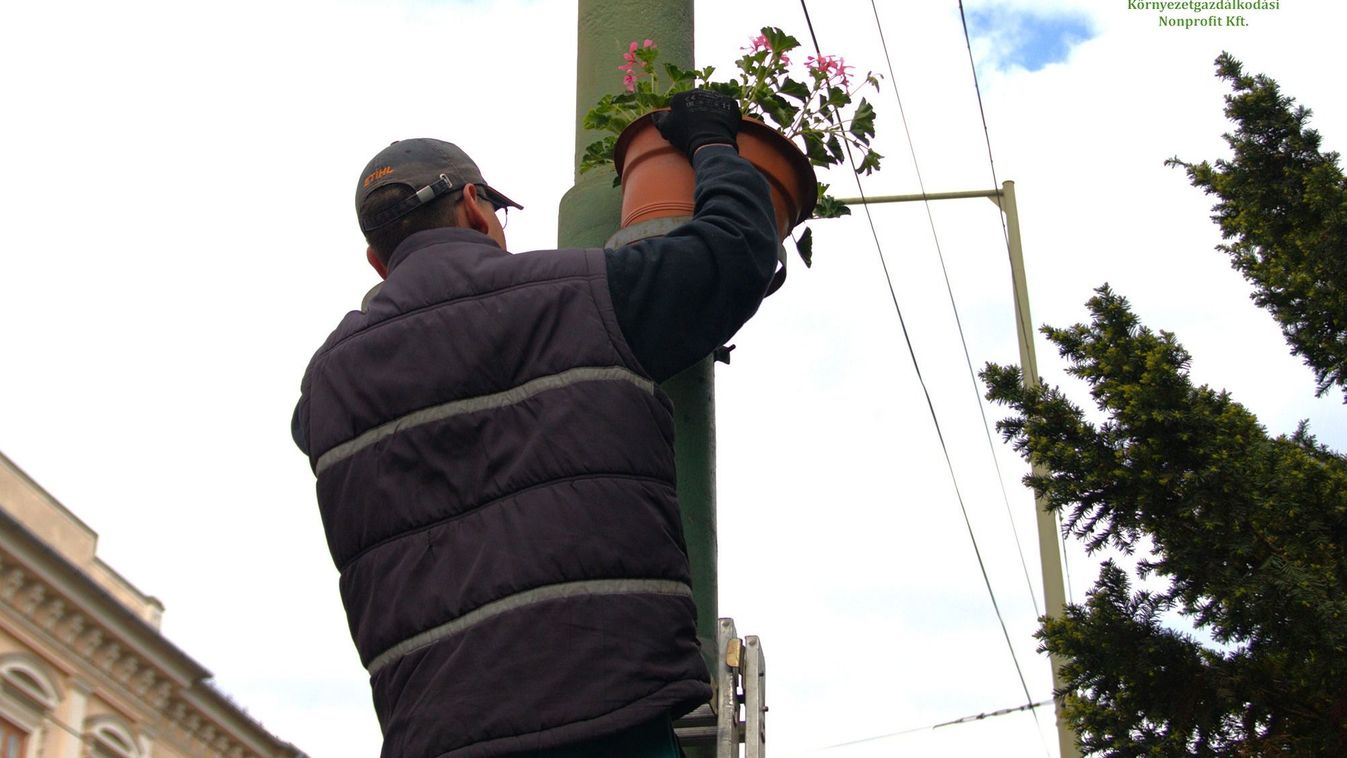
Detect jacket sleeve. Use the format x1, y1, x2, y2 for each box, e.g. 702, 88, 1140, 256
604, 145, 779, 383
291, 400, 310, 456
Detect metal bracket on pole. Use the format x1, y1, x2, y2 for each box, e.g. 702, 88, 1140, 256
674, 617, 767, 757
605, 216, 691, 248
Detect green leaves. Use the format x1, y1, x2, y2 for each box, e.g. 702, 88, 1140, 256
663, 63, 698, 91
633, 89, 664, 111
795, 226, 813, 267
856, 148, 882, 175
579, 26, 886, 264
825, 134, 844, 164
1040, 562, 1226, 756
578, 135, 617, 175
1172, 54, 1347, 400
759, 26, 800, 55
812, 184, 852, 219
849, 98, 876, 144
802, 131, 829, 165
778, 77, 811, 102
705, 80, 744, 100
983, 282, 1347, 755
761, 93, 798, 131
826, 85, 849, 109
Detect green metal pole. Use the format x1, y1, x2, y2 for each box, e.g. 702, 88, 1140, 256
560, 3, 722, 734
560, 0, 693, 248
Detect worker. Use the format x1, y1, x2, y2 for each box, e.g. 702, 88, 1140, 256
292, 90, 777, 757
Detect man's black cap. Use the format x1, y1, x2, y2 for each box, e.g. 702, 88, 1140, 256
355, 138, 523, 234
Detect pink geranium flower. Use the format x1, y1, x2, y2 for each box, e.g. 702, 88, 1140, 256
619, 39, 657, 92
806, 54, 853, 86
744, 33, 790, 65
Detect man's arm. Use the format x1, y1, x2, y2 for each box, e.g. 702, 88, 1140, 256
292, 400, 310, 455
604, 100, 779, 383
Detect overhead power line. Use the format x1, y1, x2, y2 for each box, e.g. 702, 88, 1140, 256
955, 1, 1035, 381
954, 1, 1075, 609
866, 0, 1042, 622
798, 699, 1054, 754
795, 0, 1043, 743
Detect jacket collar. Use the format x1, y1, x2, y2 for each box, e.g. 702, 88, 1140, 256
386, 227, 503, 274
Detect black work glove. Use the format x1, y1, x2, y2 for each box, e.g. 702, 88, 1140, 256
651, 89, 741, 159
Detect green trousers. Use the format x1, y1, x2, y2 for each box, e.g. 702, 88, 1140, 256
526, 716, 682, 757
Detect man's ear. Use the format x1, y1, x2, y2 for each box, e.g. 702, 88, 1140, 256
459, 183, 492, 235
366, 246, 389, 279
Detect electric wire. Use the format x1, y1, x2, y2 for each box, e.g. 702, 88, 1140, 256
797, 699, 1053, 754
955, 0, 1076, 609
866, 0, 1041, 621
956, 2, 1012, 251
797, 0, 1041, 735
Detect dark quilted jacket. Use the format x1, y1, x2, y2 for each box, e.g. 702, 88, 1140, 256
295, 233, 709, 756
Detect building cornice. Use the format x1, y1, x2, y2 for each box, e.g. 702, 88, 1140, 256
0, 452, 163, 627
0, 510, 305, 757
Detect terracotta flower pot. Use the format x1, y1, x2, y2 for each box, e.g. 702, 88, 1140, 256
613, 112, 818, 242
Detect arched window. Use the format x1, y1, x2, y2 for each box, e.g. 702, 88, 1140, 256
0, 655, 58, 713
0, 653, 58, 752
85, 716, 139, 758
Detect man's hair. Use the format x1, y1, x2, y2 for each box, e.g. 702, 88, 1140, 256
363, 184, 464, 263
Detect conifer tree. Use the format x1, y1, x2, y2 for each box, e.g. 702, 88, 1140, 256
1170, 53, 1347, 401
981, 56, 1347, 755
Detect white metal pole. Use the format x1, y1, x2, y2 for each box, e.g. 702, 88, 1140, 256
836, 182, 1080, 757
999, 180, 1079, 758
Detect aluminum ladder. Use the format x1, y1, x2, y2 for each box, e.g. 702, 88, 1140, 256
674, 618, 766, 757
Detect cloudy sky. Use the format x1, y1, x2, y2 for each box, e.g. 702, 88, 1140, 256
2, 1, 1343, 756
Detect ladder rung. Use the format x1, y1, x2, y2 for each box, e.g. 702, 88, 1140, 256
675, 704, 723, 747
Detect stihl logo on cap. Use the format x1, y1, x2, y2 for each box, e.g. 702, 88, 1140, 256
363, 166, 394, 188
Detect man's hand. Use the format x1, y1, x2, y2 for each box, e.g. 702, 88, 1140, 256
651, 90, 742, 159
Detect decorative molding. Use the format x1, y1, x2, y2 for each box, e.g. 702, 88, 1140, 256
1, 567, 24, 601
37, 597, 65, 632
56, 614, 85, 646
94, 642, 122, 672
18, 584, 45, 615
0, 550, 280, 758
74, 628, 103, 658
131, 669, 155, 697
148, 682, 171, 711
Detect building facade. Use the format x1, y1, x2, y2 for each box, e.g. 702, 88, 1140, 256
0, 452, 305, 758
